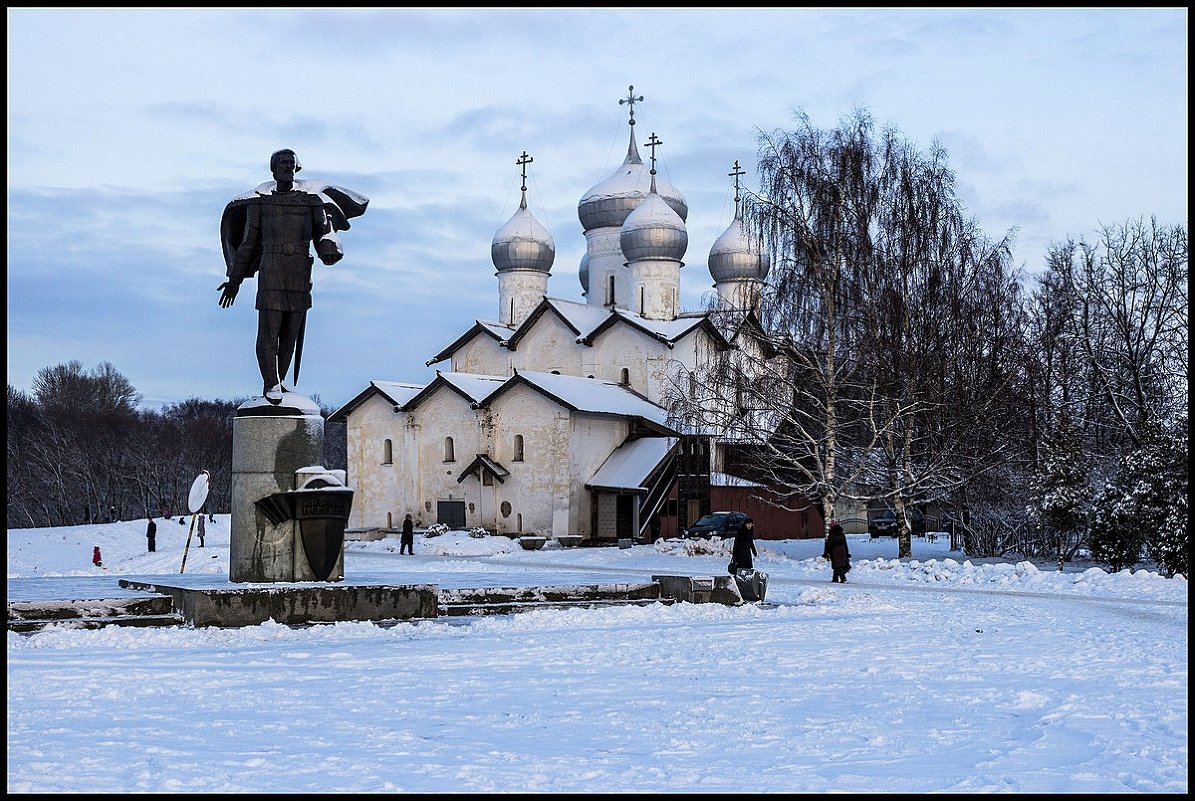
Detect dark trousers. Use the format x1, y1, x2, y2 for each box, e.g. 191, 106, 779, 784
400, 536, 413, 555
148, 538, 156, 553
257, 308, 303, 391
832, 566, 848, 582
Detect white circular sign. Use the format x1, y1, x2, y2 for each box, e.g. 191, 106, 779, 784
187, 471, 210, 514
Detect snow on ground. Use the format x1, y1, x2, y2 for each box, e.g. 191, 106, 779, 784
7, 519, 1188, 793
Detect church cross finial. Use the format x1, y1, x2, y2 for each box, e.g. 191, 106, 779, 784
619, 85, 644, 126
646, 132, 663, 176
516, 150, 533, 192
729, 160, 746, 204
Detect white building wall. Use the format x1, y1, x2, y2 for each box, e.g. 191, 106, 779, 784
496, 270, 549, 327
628, 258, 681, 321
510, 314, 581, 375
450, 335, 511, 376
344, 394, 420, 530
584, 228, 630, 308
405, 386, 485, 526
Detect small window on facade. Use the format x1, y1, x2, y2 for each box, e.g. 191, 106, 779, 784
551, 370, 561, 375
482, 472, 494, 486
500, 501, 512, 518
513, 434, 524, 462
444, 436, 455, 462
516, 513, 523, 533
619, 368, 630, 385
383, 438, 393, 464
607, 274, 615, 305
639, 286, 645, 315
387, 512, 393, 528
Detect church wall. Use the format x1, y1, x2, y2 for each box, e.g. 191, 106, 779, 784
405, 385, 484, 527
583, 228, 627, 308
450, 335, 510, 376
343, 393, 420, 530
497, 270, 549, 327
567, 415, 634, 539
484, 385, 575, 537
628, 258, 681, 320
510, 313, 580, 376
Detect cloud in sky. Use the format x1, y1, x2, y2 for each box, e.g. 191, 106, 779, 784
6, 7, 1187, 410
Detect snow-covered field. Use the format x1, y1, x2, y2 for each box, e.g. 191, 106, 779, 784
7, 517, 1188, 793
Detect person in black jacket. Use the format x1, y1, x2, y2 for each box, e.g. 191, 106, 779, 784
400, 513, 415, 555
732, 517, 759, 571
823, 522, 851, 583
146, 517, 157, 553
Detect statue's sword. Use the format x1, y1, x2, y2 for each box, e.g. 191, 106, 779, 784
292, 309, 307, 388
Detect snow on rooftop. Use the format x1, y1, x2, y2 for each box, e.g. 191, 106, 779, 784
587, 437, 677, 491
515, 370, 670, 426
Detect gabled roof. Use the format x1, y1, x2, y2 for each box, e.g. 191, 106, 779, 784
327, 380, 425, 423
486, 370, 678, 436
581, 308, 731, 350
425, 319, 515, 366
504, 296, 613, 350
457, 454, 510, 485
401, 371, 507, 412
587, 437, 678, 492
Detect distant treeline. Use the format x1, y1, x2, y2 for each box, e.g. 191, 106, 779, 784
6, 361, 345, 529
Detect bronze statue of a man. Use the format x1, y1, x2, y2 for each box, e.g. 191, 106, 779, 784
218, 149, 368, 403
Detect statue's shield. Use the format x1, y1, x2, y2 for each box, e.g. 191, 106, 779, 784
294, 489, 353, 581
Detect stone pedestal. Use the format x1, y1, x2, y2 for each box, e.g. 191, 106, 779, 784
229, 392, 344, 583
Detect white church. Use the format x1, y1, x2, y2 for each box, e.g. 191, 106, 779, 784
330, 92, 823, 542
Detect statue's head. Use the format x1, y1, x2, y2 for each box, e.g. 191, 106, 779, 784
270, 149, 301, 179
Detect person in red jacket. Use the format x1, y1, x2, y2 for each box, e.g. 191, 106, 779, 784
92, 546, 103, 568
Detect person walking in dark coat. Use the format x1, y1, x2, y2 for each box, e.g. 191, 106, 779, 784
197, 514, 206, 548
146, 517, 157, 553
400, 513, 415, 555
732, 517, 759, 571
824, 522, 851, 583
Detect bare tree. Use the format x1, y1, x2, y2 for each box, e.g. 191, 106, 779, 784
665, 108, 1023, 557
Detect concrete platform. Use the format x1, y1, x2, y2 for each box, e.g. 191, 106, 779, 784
8, 574, 746, 631
119, 579, 438, 628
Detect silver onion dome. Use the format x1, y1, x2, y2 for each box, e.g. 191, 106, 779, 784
620, 187, 688, 263
708, 208, 770, 283
491, 194, 555, 273
578, 251, 589, 294
578, 131, 688, 232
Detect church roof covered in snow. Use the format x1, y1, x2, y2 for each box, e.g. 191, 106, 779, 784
425, 319, 515, 366
488, 370, 678, 435
327, 380, 426, 422
587, 436, 678, 492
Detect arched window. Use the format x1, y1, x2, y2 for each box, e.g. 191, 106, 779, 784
513, 434, 524, 462
382, 438, 393, 464
619, 368, 630, 385
639, 286, 645, 315
607, 274, 615, 305
444, 436, 455, 462
387, 512, 392, 528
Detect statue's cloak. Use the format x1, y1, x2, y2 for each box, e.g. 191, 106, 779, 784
220, 179, 370, 275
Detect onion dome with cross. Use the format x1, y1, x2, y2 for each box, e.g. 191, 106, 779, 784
491, 150, 556, 274
708, 160, 770, 285
620, 132, 688, 264
578, 86, 687, 233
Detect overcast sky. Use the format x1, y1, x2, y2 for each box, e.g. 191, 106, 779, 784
6, 8, 1188, 410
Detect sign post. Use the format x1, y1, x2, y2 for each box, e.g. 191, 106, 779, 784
180, 470, 210, 574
